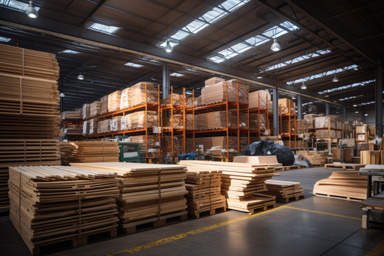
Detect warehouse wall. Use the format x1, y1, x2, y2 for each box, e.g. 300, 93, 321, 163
346, 105, 384, 126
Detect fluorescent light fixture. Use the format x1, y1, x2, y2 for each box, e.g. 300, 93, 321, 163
159, 0, 250, 50
271, 39, 280, 51
364, 113, 368, 116
292, 96, 296, 100
265, 49, 331, 72
170, 72, 184, 77
286, 64, 358, 85
339, 95, 362, 101
353, 104, 357, 107
318, 79, 375, 94
0, 0, 40, 13
77, 73, 84, 80
325, 95, 329, 97
164, 40, 173, 53
60, 50, 79, 54
60, 93, 65, 98
26, 1, 38, 18
209, 21, 299, 63
301, 81, 306, 90
355, 111, 358, 113
124, 62, 144, 68
89, 23, 119, 34
257, 75, 262, 79
332, 74, 339, 82
0, 36, 11, 42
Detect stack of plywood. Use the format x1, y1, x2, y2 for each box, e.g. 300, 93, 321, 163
59, 142, 76, 165
8, 166, 119, 255
110, 116, 122, 132
279, 98, 295, 115
297, 150, 328, 166
180, 160, 276, 214
100, 95, 108, 115
61, 110, 82, 120
313, 171, 367, 200
0, 44, 60, 212
201, 79, 248, 104
264, 180, 304, 202
88, 119, 98, 135
97, 119, 111, 134
128, 82, 158, 107
82, 104, 90, 120
69, 162, 188, 234
185, 167, 226, 218
121, 111, 158, 130
90, 101, 101, 118
65, 141, 119, 163
126, 135, 160, 157
108, 90, 121, 112
64, 126, 83, 136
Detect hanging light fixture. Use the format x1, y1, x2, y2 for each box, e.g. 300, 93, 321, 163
257, 75, 262, 79
26, 1, 38, 18
332, 74, 339, 82
271, 39, 280, 52
325, 94, 329, 97
60, 93, 65, 98
301, 81, 306, 90
353, 104, 357, 107
164, 40, 173, 53
292, 96, 296, 100
364, 113, 368, 116
77, 73, 84, 80
355, 111, 358, 113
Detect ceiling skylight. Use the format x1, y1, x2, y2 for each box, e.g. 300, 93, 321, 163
265, 50, 331, 72
318, 79, 375, 94
170, 73, 184, 77
338, 95, 362, 101
60, 50, 80, 54
0, 0, 40, 12
160, 0, 250, 49
0, 36, 11, 42
286, 64, 359, 85
209, 21, 299, 63
124, 62, 144, 68
89, 23, 120, 34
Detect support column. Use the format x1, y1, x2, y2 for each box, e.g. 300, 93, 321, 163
272, 87, 279, 136
59, 78, 63, 129
362, 109, 367, 123
297, 95, 302, 119
325, 102, 330, 116
375, 64, 383, 142
343, 106, 347, 120
162, 66, 170, 100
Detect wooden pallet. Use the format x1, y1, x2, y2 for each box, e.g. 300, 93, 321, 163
230, 201, 276, 215
119, 211, 188, 234
314, 193, 363, 202
324, 163, 365, 170
277, 193, 305, 203
189, 206, 227, 219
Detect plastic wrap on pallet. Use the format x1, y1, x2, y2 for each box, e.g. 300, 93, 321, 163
82, 121, 88, 136
82, 104, 90, 120
110, 116, 122, 132
89, 101, 101, 118
108, 90, 121, 112
89, 119, 98, 135
120, 87, 130, 110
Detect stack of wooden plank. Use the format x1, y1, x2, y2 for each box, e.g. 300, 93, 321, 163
264, 180, 304, 202
8, 166, 119, 255
180, 160, 276, 214
62, 141, 119, 163
70, 162, 188, 234
185, 167, 226, 218
61, 110, 82, 120
313, 171, 367, 200
297, 150, 328, 166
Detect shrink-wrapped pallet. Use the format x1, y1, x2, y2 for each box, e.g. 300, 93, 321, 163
90, 101, 101, 118
108, 90, 121, 112
121, 115, 130, 130
110, 117, 122, 132
128, 82, 158, 107
315, 116, 336, 129
89, 119, 98, 135
315, 129, 336, 139
120, 87, 130, 110
82, 121, 88, 136
356, 124, 368, 133
100, 95, 108, 115
98, 119, 111, 134
278, 98, 295, 115
201, 80, 247, 104
82, 103, 90, 120
205, 77, 225, 86
304, 114, 322, 130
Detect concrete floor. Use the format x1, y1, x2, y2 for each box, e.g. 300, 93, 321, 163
1, 167, 384, 256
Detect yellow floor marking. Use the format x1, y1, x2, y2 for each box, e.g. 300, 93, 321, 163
107, 206, 282, 256
365, 239, 384, 256
282, 206, 361, 220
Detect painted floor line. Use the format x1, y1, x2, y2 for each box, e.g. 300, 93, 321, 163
282, 206, 361, 220
365, 239, 384, 256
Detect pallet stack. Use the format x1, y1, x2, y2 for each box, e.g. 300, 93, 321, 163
264, 180, 305, 202
69, 162, 188, 234
8, 166, 119, 255
185, 167, 226, 218
180, 160, 276, 214
313, 171, 367, 200
61, 141, 119, 163
0, 44, 61, 212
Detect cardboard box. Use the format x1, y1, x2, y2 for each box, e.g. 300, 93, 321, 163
249, 90, 271, 109
315, 129, 336, 139
100, 95, 108, 115
110, 116, 122, 132
97, 119, 110, 134
278, 98, 295, 115
201, 81, 247, 104
89, 101, 101, 118
360, 150, 381, 164
369, 126, 376, 135
205, 77, 225, 86
89, 119, 98, 135
356, 124, 368, 133
128, 82, 158, 107
120, 87, 130, 110
108, 90, 121, 112
82, 104, 90, 120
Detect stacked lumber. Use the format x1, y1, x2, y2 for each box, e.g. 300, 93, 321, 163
108, 91, 121, 112
313, 171, 367, 200
61, 110, 82, 120
70, 162, 188, 234
297, 150, 328, 166
100, 95, 108, 115
264, 180, 304, 202
185, 167, 226, 218
278, 98, 295, 115
90, 101, 101, 118
180, 160, 276, 214
64, 126, 82, 136
62, 141, 119, 163
82, 104, 90, 120
8, 166, 119, 255
201, 79, 248, 104
249, 90, 272, 113
59, 142, 76, 165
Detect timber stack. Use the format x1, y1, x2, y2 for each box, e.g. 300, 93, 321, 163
61, 141, 120, 163
264, 180, 305, 202
8, 166, 119, 256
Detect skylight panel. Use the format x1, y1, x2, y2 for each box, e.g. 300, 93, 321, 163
170, 73, 184, 77
318, 79, 375, 94
245, 35, 269, 46
159, 0, 250, 49
286, 64, 358, 85
89, 23, 119, 34
0, 0, 40, 12
60, 50, 79, 54
209, 56, 226, 63
338, 95, 362, 101
124, 62, 144, 68
0, 36, 11, 42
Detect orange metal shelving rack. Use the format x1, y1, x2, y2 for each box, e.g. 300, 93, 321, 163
279, 100, 297, 148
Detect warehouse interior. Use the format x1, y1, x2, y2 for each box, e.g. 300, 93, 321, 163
0, 0, 384, 255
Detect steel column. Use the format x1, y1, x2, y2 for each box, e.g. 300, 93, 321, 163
325, 102, 330, 116
162, 66, 170, 100
343, 106, 347, 120
375, 65, 383, 142
273, 88, 279, 136
297, 95, 302, 119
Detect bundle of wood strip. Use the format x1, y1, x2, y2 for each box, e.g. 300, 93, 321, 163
61, 141, 119, 163
179, 160, 276, 214
185, 167, 226, 218
313, 171, 367, 200
8, 166, 119, 256
70, 162, 188, 234
264, 180, 305, 202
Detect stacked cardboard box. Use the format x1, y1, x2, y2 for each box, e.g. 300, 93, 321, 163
249, 113, 267, 130
304, 114, 322, 130
126, 135, 160, 157
297, 150, 328, 165
162, 135, 183, 156
369, 126, 376, 135
61, 110, 82, 120
129, 82, 158, 107
110, 116, 122, 132
90, 101, 101, 118
249, 90, 272, 113
278, 98, 295, 115
89, 119, 98, 135
201, 79, 248, 104
82, 103, 90, 120
205, 77, 225, 85
100, 95, 108, 115
108, 90, 121, 112
98, 119, 111, 134
120, 87, 130, 110
296, 119, 306, 135
82, 121, 89, 136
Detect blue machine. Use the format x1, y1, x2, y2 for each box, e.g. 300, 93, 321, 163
178, 153, 196, 160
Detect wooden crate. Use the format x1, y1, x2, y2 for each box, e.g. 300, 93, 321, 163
360, 150, 381, 164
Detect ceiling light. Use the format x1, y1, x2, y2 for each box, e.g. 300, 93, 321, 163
257, 75, 262, 79
301, 81, 306, 90
60, 93, 65, 98
271, 39, 281, 52
165, 40, 173, 53
325, 94, 329, 97
332, 74, 339, 82
364, 113, 368, 116
353, 104, 357, 107
292, 96, 296, 100
355, 111, 358, 113
26, 1, 38, 18
77, 73, 84, 80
